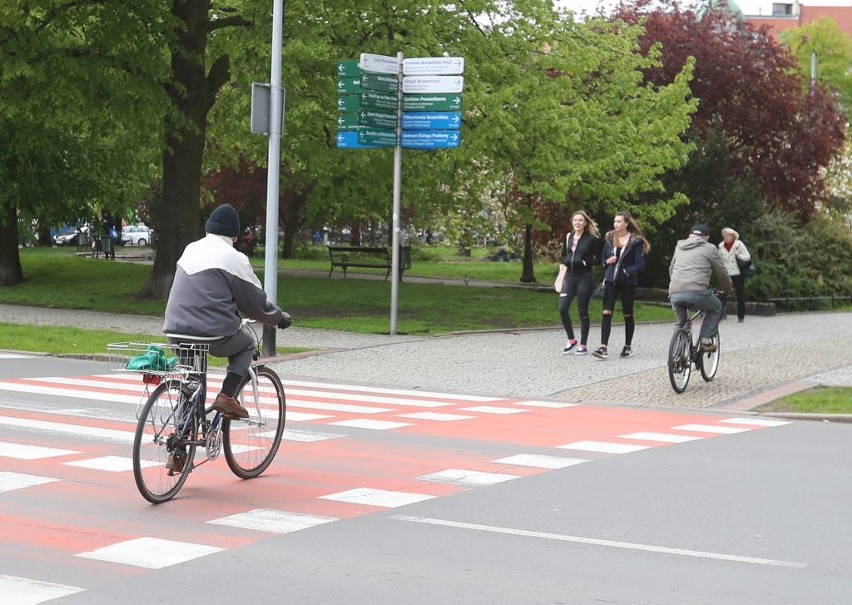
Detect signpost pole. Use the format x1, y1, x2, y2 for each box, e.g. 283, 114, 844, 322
262, 0, 284, 356
390, 51, 404, 336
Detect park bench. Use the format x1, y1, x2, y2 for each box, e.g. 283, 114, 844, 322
327, 245, 411, 280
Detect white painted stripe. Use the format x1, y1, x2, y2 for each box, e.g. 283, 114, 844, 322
619, 432, 701, 444
0, 381, 140, 404
721, 417, 791, 427
0, 353, 34, 359
673, 424, 752, 435
320, 488, 434, 508
76, 537, 224, 569
63, 456, 157, 472
0, 442, 80, 460
493, 454, 589, 469
557, 440, 650, 454
0, 472, 59, 493
287, 398, 390, 414
329, 419, 412, 430
283, 379, 497, 401
287, 388, 448, 408
0, 574, 84, 604
286, 411, 333, 422
515, 400, 577, 408
397, 412, 475, 421
282, 429, 344, 442
418, 469, 519, 486
392, 516, 807, 569
0, 415, 135, 443
37, 376, 152, 393
208, 509, 337, 533
461, 406, 527, 415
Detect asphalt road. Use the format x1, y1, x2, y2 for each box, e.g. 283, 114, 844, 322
1, 354, 851, 604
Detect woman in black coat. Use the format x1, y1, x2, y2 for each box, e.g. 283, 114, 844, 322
554, 211, 600, 355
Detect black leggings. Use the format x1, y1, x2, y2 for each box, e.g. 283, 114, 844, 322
600, 283, 636, 347
558, 272, 593, 345
731, 274, 746, 320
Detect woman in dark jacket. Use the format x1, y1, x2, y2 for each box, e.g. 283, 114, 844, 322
554, 211, 600, 355
592, 211, 650, 360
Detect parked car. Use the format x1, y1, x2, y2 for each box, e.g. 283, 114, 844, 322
122, 225, 152, 246
53, 225, 91, 246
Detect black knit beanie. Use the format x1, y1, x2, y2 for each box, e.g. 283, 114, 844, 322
205, 204, 240, 237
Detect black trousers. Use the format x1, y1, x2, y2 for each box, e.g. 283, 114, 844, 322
558, 272, 593, 345
731, 273, 746, 320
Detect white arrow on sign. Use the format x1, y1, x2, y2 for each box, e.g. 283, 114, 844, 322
360, 53, 400, 75
403, 57, 465, 75
402, 76, 464, 94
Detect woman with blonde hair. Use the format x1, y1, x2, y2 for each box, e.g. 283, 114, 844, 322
718, 227, 751, 322
554, 211, 600, 355
592, 211, 650, 360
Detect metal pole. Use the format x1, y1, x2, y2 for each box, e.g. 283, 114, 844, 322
810, 51, 817, 89
390, 51, 404, 335
262, 0, 284, 356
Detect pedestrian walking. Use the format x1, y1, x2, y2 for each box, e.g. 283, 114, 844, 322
592, 211, 650, 360
718, 227, 751, 323
554, 211, 600, 355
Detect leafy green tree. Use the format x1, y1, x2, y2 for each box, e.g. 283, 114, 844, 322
781, 17, 852, 115
0, 1, 167, 286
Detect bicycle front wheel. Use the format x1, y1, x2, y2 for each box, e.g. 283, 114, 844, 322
223, 366, 286, 479
133, 380, 197, 504
668, 329, 692, 394
698, 332, 721, 382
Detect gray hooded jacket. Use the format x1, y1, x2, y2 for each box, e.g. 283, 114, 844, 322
668, 235, 733, 294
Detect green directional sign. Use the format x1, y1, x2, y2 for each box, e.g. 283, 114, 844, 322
361, 91, 397, 111
361, 72, 399, 93
337, 95, 361, 112
358, 127, 397, 148
337, 78, 361, 95
336, 113, 359, 130
403, 93, 463, 112
359, 109, 397, 129
338, 60, 361, 78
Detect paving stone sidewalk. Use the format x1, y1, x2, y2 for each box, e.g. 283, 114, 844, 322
1, 303, 850, 410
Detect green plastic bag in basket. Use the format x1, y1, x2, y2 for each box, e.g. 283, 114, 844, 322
125, 346, 177, 372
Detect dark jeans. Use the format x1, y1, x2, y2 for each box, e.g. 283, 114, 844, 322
731, 274, 746, 320
558, 272, 593, 345
600, 282, 636, 347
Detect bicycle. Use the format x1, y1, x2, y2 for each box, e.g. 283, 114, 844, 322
667, 292, 724, 394
109, 320, 286, 503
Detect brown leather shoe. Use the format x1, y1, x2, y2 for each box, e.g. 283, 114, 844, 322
212, 393, 249, 419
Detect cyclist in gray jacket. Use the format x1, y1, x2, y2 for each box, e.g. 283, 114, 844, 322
668, 224, 732, 352
164, 203, 290, 420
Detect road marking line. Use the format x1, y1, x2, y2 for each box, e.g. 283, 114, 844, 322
461, 406, 528, 415
392, 516, 807, 569
398, 412, 475, 421
418, 469, 520, 486
721, 417, 791, 427
673, 424, 751, 434
287, 388, 450, 408
0, 442, 80, 459
76, 537, 223, 569
0, 574, 84, 604
0, 472, 59, 493
282, 379, 498, 401
329, 419, 412, 430
282, 429, 344, 442
63, 456, 154, 472
208, 509, 337, 534
0, 416, 135, 443
493, 454, 589, 469
515, 400, 577, 408
619, 432, 702, 444
557, 440, 650, 454
320, 487, 435, 508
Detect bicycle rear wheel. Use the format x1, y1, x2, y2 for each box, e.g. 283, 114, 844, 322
132, 380, 197, 504
223, 366, 286, 479
698, 332, 721, 382
668, 329, 692, 393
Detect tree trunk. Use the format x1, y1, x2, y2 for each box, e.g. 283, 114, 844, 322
0, 205, 24, 287
520, 222, 536, 283
140, 0, 228, 299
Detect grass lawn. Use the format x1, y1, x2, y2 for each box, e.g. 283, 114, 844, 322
756, 387, 852, 415
2, 247, 674, 337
